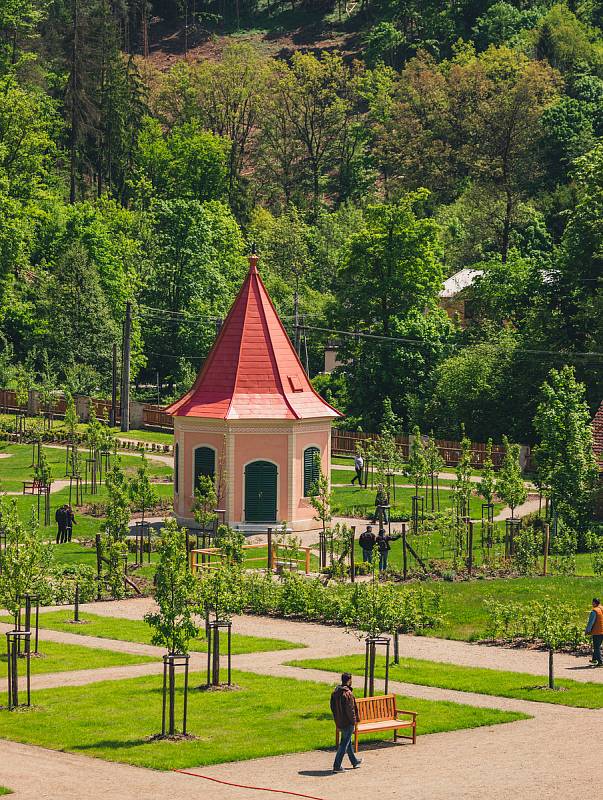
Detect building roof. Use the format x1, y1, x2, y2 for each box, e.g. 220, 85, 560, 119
593, 400, 603, 470
165, 254, 342, 421
439, 269, 483, 299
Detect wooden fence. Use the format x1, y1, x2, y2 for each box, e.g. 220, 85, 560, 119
331, 429, 530, 470
142, 404, 174, 429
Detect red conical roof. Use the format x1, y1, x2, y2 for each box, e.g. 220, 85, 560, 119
165, 254, 342, 420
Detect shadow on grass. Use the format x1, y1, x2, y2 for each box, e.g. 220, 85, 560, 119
73, 738, 152, 751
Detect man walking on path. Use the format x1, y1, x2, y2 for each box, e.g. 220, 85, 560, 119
351, 454, 364, 486
330, 673, 362, 773
585, 598, 603, 666
376, 528, 400, 572
358, 525, 375, 563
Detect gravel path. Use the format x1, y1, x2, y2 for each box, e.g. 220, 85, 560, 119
1, 599, 601, 799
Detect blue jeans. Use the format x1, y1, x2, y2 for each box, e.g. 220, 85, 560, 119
362, 548, 373, 563
334, 724, 359, 770
379, 550, 389, 571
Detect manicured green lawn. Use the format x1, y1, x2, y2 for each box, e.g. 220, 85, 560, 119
117, 430, 173, 445
1, 611, 303, 655
0, 639, 155, 678
332, 483, 503, 520
1, 443, 173, 552
288, 654, 603, 708
426, 576, 601, 640
0, 442, 172, 493
0, 670, 527, 769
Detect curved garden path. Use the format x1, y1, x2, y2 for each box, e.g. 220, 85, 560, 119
0, 599, 600, 799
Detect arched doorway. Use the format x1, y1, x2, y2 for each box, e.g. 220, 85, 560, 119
245, 461, 277, 522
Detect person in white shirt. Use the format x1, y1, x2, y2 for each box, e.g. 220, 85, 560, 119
351, 454, 363, 485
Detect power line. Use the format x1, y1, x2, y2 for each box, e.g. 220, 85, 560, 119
299, 324, 603, 362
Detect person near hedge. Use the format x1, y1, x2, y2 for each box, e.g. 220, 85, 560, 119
351, 453, 364, 486
372, 483, 390, 524
585, 597, 603, 667
55, 504, 68, 545
358, 525, 376, 563
330, 672, 362, 773
376, 528, 400, 572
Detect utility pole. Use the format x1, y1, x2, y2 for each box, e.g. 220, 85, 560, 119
294, 277, 300, 357
156, 371, 160, 407
110, 343, 117, 427
120, 301, 131, 432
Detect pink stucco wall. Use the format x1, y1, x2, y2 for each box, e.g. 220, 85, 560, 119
174, 419, 333, 530
294, 427, 331, 520
177, 428, 226, 516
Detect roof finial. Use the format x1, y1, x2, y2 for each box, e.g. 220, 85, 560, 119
249, 242, 259, 272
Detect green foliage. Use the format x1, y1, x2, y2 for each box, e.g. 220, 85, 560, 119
478, 439, 496, 506
145, 518, 198, 654
197, 561, 245, 623
496, 436, 527, 516
534, 365, 598, 538
128, 452, 158, 524
308, 451, 332, 533
191, 474, 218, 531
101, 461, 130, 599
0, 499, 53, 615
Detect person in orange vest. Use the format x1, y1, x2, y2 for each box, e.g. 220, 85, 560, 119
585, 598, 603, 666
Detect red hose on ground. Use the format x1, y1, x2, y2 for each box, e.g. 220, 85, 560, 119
173, 769, 328, 800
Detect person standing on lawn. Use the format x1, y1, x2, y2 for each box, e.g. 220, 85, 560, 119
330, 672, 362, 773
585, 598, 603, 666
372, 483, 390, 524
65, 505, 77, 543
376, 527, 400, 572
55, 504, 67, 545
351, 454, 364, 486
358, 525, 376, 563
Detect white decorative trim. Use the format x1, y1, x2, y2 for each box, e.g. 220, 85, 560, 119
227, 429, 235, 522
288, 430, 295, 522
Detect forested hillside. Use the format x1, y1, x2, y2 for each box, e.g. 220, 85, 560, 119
1, 0, 602, 442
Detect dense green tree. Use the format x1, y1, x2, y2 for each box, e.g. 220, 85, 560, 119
533, 365, 598, 541
332, 193, 450, 427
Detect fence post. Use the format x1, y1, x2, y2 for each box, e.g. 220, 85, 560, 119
267, 528, 273, 572
542, 522, 550, 576
350, 526, 355, 583
467, 521, 474, 577
305, 548, 310, 575
401, 522, 407, 580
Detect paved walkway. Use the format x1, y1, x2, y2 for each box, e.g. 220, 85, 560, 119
0, 599, 600, 799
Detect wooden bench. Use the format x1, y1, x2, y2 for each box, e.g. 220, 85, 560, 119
22, 478, 45, 495
336, 695, 417, 752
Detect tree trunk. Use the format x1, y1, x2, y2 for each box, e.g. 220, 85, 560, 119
368, 641, 376, 697
212, 625, 220, 686
548, 647, 554, 690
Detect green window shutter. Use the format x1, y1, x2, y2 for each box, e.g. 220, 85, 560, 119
175, 443, 179, 494
194, 446, 215, 491
303, 447, 320, 497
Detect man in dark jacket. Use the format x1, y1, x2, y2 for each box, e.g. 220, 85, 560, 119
376, 528, 400, 572
358, 525, 376, 563
330, 672, 362, 773
65, 505, 77, 543
55, 504, 67, 545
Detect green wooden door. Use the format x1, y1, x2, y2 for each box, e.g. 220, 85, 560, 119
194, 446, 215, 491
245, 461, 277, 522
